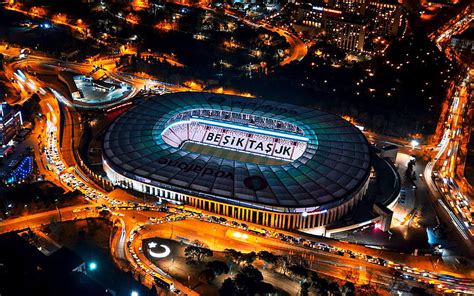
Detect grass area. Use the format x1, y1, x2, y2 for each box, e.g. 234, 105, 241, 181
182, 142, 287, 165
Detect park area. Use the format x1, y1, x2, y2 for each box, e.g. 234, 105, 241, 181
143, 237, 364, 295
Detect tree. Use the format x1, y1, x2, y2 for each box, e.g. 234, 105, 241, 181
311, 272, 330, 294
234, 265, 264, 295
341, 282, 356, 296
276, 255, 289, 275
257, 250, 278, 266
219, 265, 274, 296
343, 268, 360, 284
258, 282, 275, 295
327, 281, 341, 295
241, 251, 257, 266
410, 287, 430, 296
240, 265, 264, 282
99, 209, 111, 219
184, 245, 213, 264
219, 278, 236, 296
207, 260, 229, 276
300, 281, 311, 296
192, 239, 207, 248
199, 268, 216, 283
224, 248, 243, 265
288, 264, 309, 279
22, 94, 41, 121
358, 284, 378, 296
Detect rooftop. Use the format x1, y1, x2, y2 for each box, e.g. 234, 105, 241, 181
103, 92, 371, 212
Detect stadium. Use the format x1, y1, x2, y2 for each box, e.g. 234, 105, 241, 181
102, 92, 372, 230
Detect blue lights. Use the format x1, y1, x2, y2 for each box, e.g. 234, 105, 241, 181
88, 262, 97, 271
4, 156, 33, 184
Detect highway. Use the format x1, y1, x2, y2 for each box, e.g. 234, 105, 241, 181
122, 208, 474, 294
0, 204, 97, 234
429, 5, 473, 49
423, 5, 474, 244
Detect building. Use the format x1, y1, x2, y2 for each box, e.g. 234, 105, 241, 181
324, 15, 367, 51
333, 0, 371, 16
379, 144, 398, 163
366, 0, 402, 37
103, 92, 372, 230
451, 26, 474, 53
0, 232, 111, 296
451, 26, 474, 68
0, 103, 23, 146
293, 4, 367, 51
58, 71, 83, 100
292, 0, 403, 52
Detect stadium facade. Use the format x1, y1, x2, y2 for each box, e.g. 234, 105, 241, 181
102, 92, 372, 229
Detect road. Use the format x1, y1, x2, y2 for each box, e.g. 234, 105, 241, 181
122, 209, 474, 294
429, 5, 473, 48
260, 23, 308, 66
0, 13, 472, 295
423, 7, 474, 245
216, 7, 308, 66
0, 204, 96, 234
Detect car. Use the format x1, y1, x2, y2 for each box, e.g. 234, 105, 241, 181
209, 216, 219, 222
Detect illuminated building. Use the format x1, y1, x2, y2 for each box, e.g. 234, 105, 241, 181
366, 0, 402, 37
0, 103, 23, 146
292, 0, 403, 52
102, 93, 372, 230
294, 4, 367, 51
324, 15, 367, 51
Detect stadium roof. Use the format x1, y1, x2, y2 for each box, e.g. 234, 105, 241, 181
103, 92, 371, 211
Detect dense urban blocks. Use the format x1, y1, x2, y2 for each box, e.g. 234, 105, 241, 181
103, 92, 371, 229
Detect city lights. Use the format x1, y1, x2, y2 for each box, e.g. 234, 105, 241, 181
0, 1, 472, 295
89, 262, 97, 271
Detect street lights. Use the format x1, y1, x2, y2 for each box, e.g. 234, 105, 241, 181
88, 262, 97, 271
410, 140, 419, 150
131, 291, 139, 296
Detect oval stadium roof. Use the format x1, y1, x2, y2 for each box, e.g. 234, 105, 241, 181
103, 92, 371, 211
